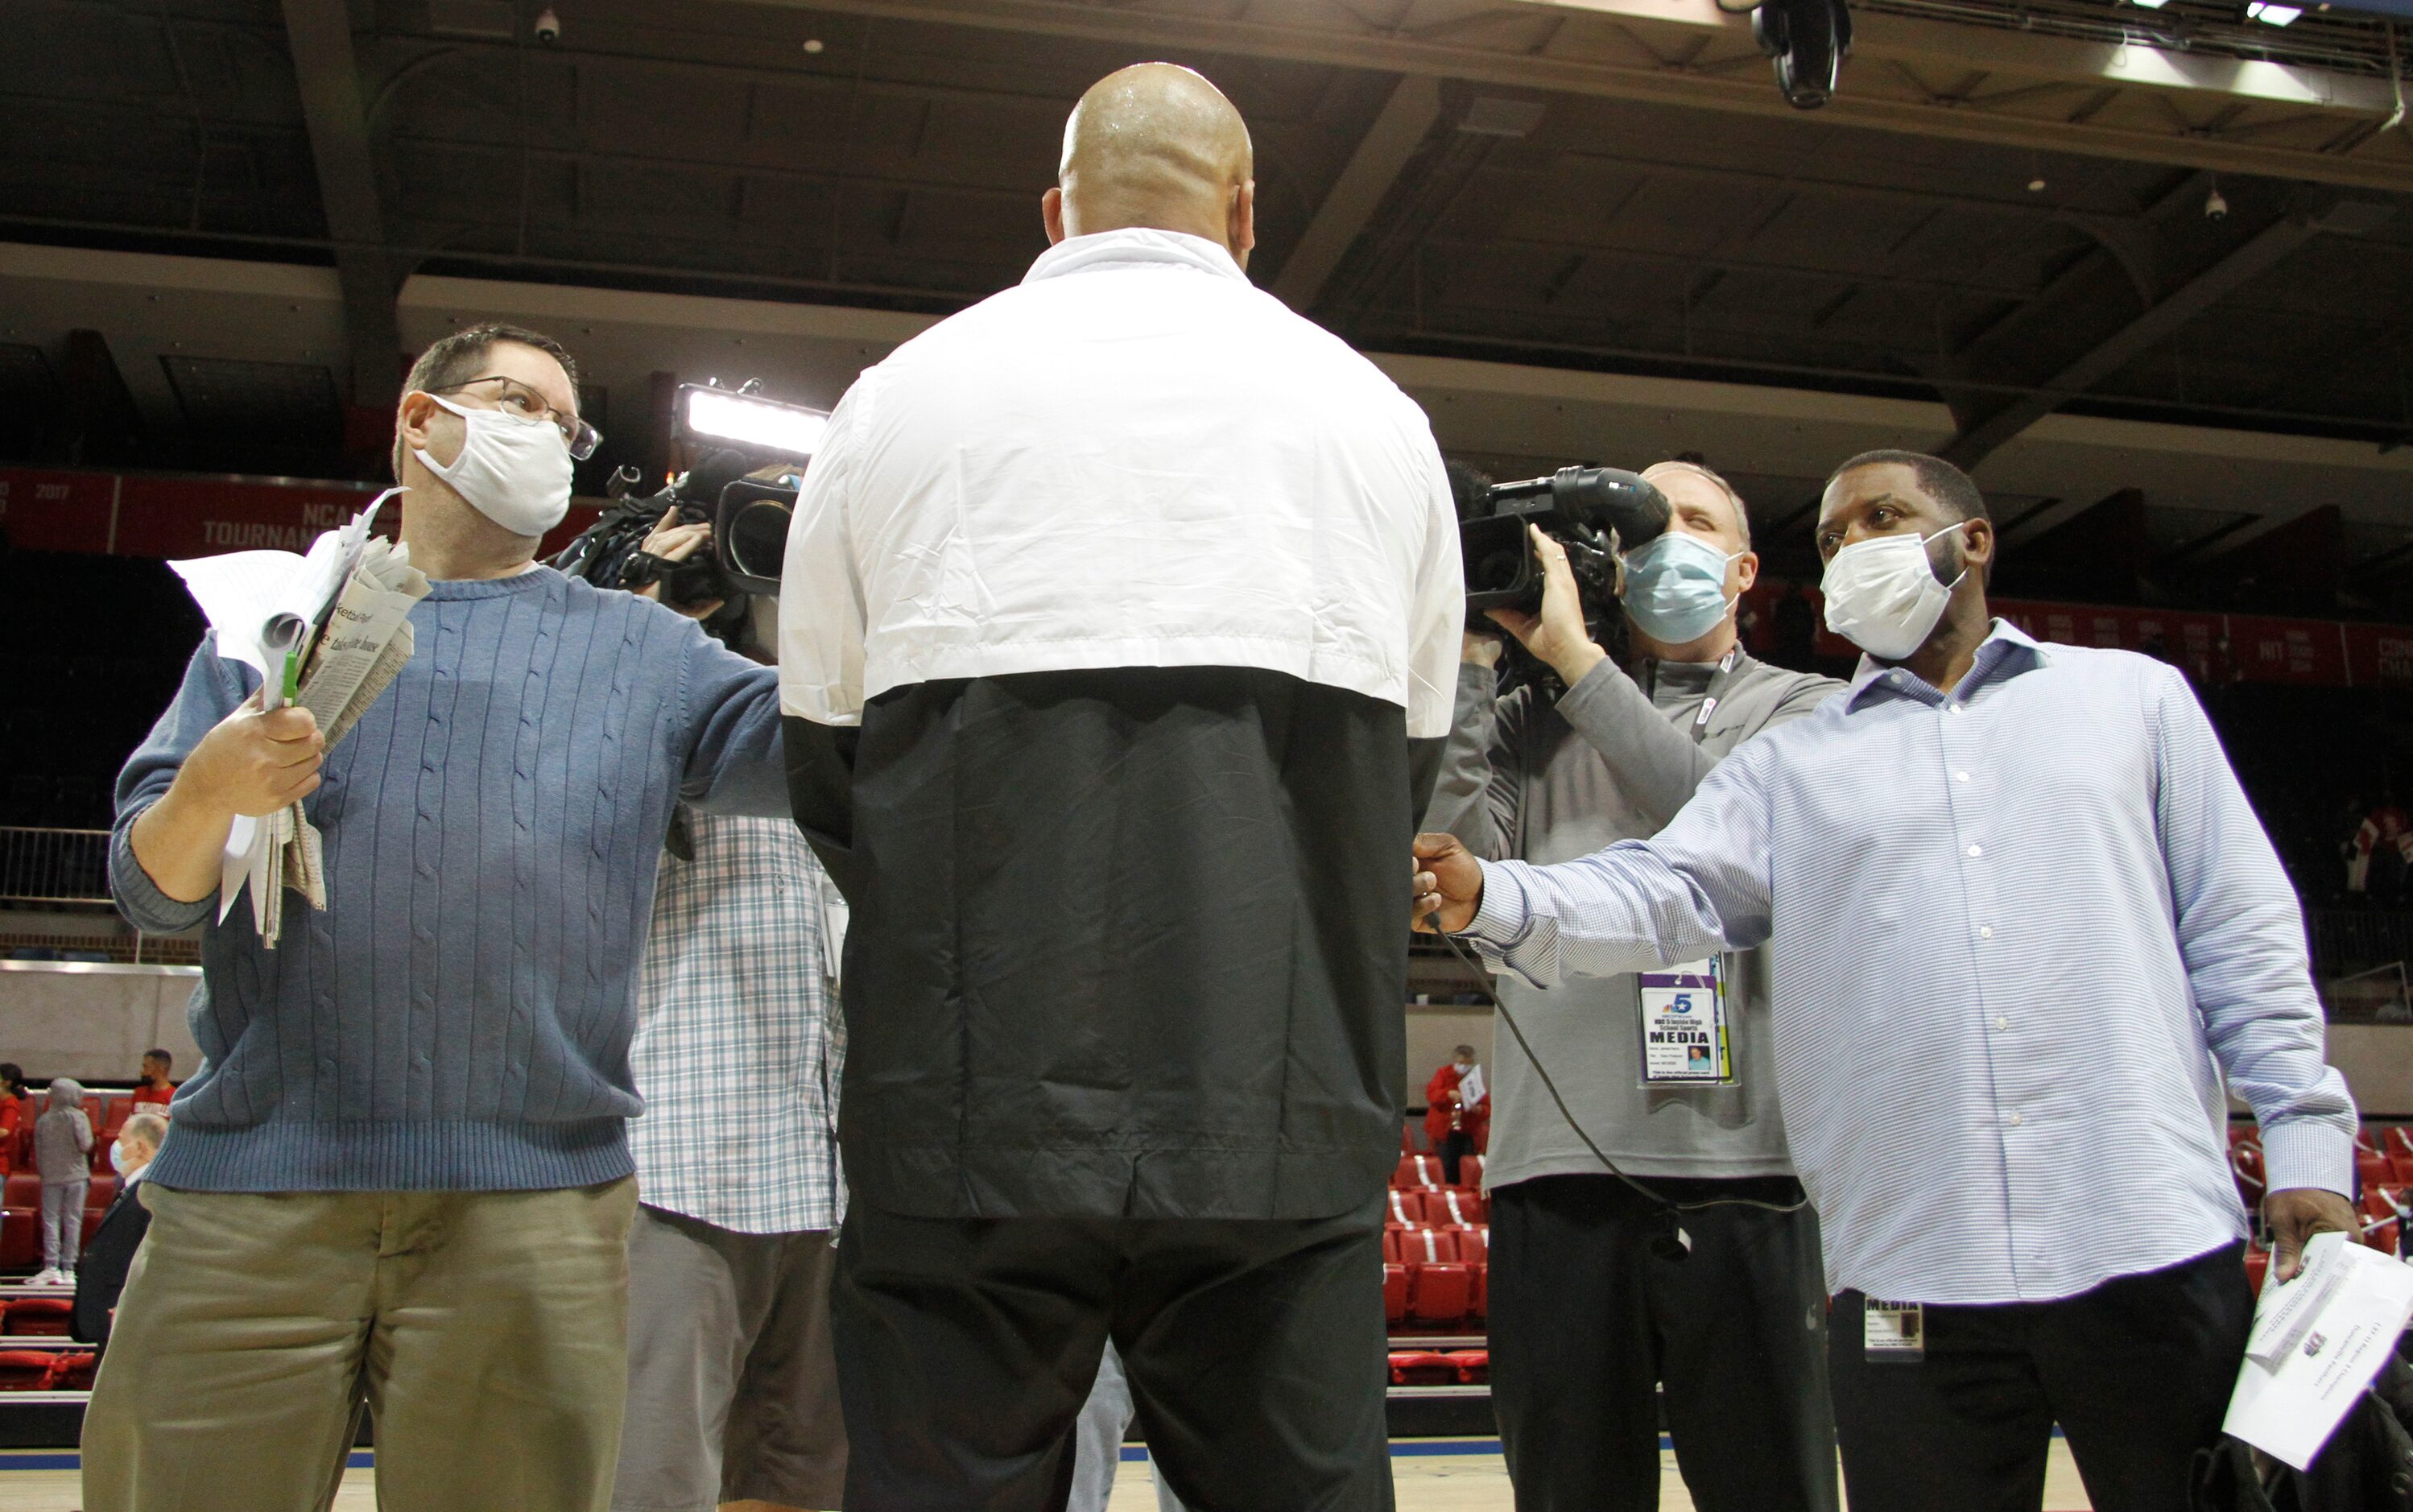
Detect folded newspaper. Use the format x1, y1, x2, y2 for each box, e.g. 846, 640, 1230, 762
168, 493, 428, 946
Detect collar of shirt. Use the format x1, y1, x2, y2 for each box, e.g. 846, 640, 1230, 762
1022, 227, 1250, 288
1843, 617, 2048, 714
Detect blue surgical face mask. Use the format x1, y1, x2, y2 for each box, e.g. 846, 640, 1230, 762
1622, 531, 1742, 646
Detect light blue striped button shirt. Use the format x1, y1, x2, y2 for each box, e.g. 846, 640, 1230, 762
1465, 620, 2356, 1305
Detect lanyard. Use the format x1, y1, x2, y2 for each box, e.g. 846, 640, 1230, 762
1649, 647, 1742, 746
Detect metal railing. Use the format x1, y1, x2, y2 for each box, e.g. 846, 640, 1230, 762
2309, 909, 2413, 980
0, 827, 111, 905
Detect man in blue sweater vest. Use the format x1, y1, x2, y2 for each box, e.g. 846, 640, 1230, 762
85, 324, 791, 1512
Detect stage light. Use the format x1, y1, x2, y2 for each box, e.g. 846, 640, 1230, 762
676, 385, 831, 462
2246, 2, 2303, 23
2130, 0, 2170, 10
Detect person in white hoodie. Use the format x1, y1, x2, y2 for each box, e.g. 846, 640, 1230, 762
33, 1078, 93, 1286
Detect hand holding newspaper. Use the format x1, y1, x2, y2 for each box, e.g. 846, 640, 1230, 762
2224, 1230, 2413, 1471
168, 493, 429, 946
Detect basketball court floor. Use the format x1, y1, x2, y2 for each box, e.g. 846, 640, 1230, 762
0, 1440, 2101, 1509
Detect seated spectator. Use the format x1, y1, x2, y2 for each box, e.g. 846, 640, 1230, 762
128, 1051, 176, 1117
75, 1113, 166, 1346
35, 1078, 92, 1287
0, 1063, 27, 1174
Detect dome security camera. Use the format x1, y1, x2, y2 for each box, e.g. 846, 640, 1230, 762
2204, 185, 2229, 220
534, 7, 562, 43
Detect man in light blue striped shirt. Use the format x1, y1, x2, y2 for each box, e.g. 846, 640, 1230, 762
1413, 450, 2360, 1512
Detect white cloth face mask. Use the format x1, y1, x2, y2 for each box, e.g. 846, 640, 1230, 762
1821, 522, 1968, 661
413, 393, 574, 538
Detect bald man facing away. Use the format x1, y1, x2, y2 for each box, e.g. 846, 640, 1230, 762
781, 63, 1461, 1511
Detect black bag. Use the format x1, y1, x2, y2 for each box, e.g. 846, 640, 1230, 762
2193, 1352, 2413, 1512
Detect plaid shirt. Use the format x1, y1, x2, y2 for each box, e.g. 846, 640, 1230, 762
627, 811, 845, 1234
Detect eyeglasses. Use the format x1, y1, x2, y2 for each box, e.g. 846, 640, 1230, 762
433, 374, 601, 460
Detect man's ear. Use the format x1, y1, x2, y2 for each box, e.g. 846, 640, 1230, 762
1042, 186, 1068, 246
1961, 517, 1995, 576
1230, 180, 1257, 266
1735, 551, 1760, 596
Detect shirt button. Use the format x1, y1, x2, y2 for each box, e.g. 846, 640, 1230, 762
1967, 845, 1984, 857
1994, 1015, 2010, 1031
2008, 1112, 2025, 1127
1956, 771, 1970, 782
1977, 925, 1994, 939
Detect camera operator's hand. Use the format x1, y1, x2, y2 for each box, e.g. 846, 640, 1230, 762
635, 506, 725, 621
1486, 526, 1607, 688
1412, 832, 1485, 935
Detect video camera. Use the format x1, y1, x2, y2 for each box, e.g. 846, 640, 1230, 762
551, 382, 829, 634
1459, 465, 1674, 613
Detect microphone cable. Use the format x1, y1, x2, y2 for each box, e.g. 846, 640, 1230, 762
1422, 914, 1811, 1254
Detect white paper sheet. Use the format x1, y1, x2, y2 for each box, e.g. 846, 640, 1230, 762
2225, 1232, 2413, 1471
165, 494, 421, 942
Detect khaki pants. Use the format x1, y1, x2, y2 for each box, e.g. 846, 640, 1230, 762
81, 1178, 639, 1512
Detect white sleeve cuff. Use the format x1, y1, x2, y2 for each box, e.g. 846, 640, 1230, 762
2261, 1115, 2357, 1200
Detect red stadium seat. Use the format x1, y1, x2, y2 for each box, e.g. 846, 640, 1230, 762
0, 1353, 56, 1391
2, 1172, 37, 1209
1382, 1190, 1422, 1227
1398, 1228, 1452, 1269
2386, 1127, 2413, 1163
1457, 1225, 1492, 1263
2244, 1248, 2270, 1294
51, 1353, 96, 1391
96, 1097, 127, 1138
2358, 1126, 2382, 1155
1428, 1188, 1486, 1227
1469, 1263, 1488, 1322
1383, 1265, 1410, 1324
2391, 1152, 2413, 1188
1388, 1350, 1456, 1386
1408, 1263, 1473, 1324
1465, 1154, 1485, 1184
1393, 1155, 1442, 1191
7, 1297, 72, 1337
2357, 1152, 2389, 1189
1447, 1349, 1490, 1386
0, 1208, 34, 1270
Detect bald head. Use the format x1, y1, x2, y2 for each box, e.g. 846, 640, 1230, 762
1043, 64, 1257, 266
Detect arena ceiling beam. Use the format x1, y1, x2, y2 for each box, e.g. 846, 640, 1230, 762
1271, 74, 1446, 312
280, 0, 403, 411
731, 0, 2413, 194
1938, 192, 2398, 469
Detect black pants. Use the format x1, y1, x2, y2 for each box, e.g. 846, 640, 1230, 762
1488, 1174, 1838, 1512
1828, 1241, 2254, 1512
1437, 1130, 1474, 1188
832, 1200, 1394, 1512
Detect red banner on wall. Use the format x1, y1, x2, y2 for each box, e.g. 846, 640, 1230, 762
2342, 624, 2413, 689
0, 469, 119, 553
0, 465, 602, 564
1745, 579, 2408, 692
111, 476, 389, 559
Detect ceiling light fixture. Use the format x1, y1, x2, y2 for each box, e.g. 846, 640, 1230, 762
2246, 2, 2303, 24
